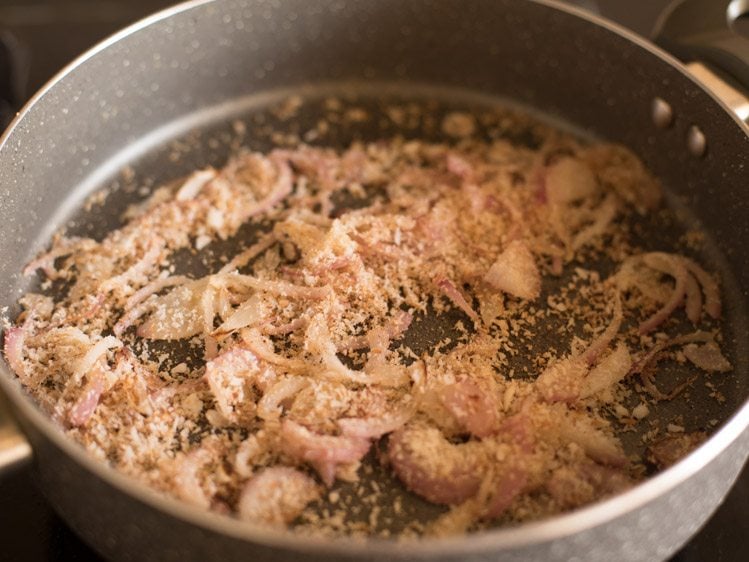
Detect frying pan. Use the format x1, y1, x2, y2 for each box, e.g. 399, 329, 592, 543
1, 0, 748, 560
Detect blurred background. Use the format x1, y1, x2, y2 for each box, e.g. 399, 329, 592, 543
0, 1, 745, 560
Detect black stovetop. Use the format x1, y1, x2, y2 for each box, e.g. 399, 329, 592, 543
0, 1, 747, 560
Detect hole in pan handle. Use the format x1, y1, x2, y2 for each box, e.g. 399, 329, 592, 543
0, 392, 32, 477
652, 0, 749, 121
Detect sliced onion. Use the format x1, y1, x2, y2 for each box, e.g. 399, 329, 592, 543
625, 252, 719, 332
240, 328, 308, 372
214, 286, 235, 321
436, 277, 480, 324
237, 155, 294, 222
98, 238, 165, 295
536, 356, 588, 404
258, 377, 308, 420
581, 291, 623, 365
280, 420, 371, 486
72, 335, 122, 385
218, 232, 277, 275
388, 424, 482, 505
361, 322, 411, 387
630, 330, 714, 375
683, 342, 731, 372
114, 276, 190, 336
200, 281, 217, 335
439, 379, 498, 438
545, 157, 598, 205
279, 146, 339, 191
682, 257, 721, 319
636, 363, 697, 402
176, 169, 216, 201
124, 275, 190, 311
483, 240, 540, 301
496, 411, 536, 453
630, 330, 720, 400
446, 152, 474, 180
234, 433, 272, 478
68, 364, 106, 427
580, 343, 632, 399
237, 466, 320, 526
223, 273, 330, 300
137, 279, 208, 340
214, 294, 267, 336
571, 194, 618, 251
547, 460, 631, 509
339, 310, 413, 352
3, 326, 26, 381
261, 318, 307, 336
556, 415, 627, 467
683, 271, 703, 324
23, 237, 96, 279
482, 465, 528, 520
173, 449, 212, 509
638, 253, 688, 334
204, 347, 260, 422
337, 405, 413, 439
357, 361, 411, 388
305, 314, 408, 387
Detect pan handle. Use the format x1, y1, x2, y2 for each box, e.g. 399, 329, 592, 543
653, 0, 749, 120
0, 392, 32, 476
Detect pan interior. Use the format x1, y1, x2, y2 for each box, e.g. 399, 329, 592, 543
13, 81, 748, 536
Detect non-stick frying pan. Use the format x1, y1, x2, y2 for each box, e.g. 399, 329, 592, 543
1, 1, 748, 560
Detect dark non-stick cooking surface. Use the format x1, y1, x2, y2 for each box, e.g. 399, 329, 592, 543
4, 77, 748, 560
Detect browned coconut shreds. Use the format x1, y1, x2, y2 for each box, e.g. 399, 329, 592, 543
3, 109, 732, 537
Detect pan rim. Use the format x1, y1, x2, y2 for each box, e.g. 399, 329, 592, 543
0, 0, 748, 556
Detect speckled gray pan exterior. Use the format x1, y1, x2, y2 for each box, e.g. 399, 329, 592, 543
0, 1, 748, 560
